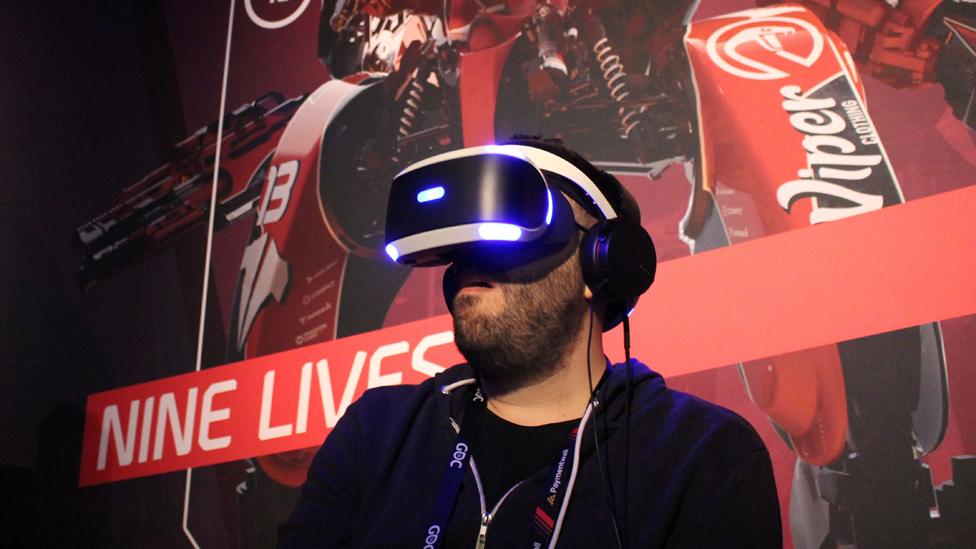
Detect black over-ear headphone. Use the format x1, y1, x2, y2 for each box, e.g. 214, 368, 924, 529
581, 217, 657, 305
507, 140, 656, 329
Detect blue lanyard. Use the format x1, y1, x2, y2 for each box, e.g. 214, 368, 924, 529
423, 385, 486, 549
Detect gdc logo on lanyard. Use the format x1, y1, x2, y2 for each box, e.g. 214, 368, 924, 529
423, 524, 441, 548
449, 443, 469, 468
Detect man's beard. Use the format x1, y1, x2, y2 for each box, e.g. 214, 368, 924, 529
451, 253, 588, 396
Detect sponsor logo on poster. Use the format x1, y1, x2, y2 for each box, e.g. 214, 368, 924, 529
245, 0, 312, 30
706, 9, 824, 80
776, 74, 901, 224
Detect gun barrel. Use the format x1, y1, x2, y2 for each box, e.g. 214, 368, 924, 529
74, 92, 306, 290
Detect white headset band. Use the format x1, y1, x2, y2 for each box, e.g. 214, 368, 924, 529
395, 144, 619, 220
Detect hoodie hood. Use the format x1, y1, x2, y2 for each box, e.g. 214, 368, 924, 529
433, 359, 667, 433
596, 359, 667, 424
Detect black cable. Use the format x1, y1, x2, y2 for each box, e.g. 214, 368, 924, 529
586, 304, 623, 549
622, 315, 633, 549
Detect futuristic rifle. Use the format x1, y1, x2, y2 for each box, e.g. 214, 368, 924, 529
74, 92, 305, 290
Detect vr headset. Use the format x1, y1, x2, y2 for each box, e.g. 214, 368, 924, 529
384, 142, 656, 329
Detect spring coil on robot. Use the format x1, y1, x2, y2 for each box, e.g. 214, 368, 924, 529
591, 36, 641, 137
393, 77, 427, 164
398, 78, 426, 137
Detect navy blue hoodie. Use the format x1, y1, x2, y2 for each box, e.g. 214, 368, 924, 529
279, 360, 781, 548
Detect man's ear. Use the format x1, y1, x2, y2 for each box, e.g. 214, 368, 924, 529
443, 264, 459, 313
585, 288, 609, 326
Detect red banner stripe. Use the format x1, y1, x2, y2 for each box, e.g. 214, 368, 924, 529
613, 183, 976, 376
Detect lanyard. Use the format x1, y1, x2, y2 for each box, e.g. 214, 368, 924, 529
421, 384, 583, 549
423, 385, 486, 549
529, 426, 579, 549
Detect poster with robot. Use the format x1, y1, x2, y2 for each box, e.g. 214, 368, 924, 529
51, 0, 976, 547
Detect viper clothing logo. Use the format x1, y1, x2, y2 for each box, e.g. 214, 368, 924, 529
776, 75, 901, 224
706, 7, 824, 80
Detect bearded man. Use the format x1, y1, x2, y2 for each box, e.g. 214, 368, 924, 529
279, 139, 781, 548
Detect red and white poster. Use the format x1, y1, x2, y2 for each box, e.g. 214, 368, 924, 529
4, 0, 976, 546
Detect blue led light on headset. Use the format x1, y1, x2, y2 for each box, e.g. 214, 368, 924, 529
416, 186, 446, 203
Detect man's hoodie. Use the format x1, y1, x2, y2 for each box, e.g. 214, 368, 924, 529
279, 360, 782, 548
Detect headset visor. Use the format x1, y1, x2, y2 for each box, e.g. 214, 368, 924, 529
384, 151, 575, 266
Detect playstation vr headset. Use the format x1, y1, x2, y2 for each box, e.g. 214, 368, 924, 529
384, 140, 656, 329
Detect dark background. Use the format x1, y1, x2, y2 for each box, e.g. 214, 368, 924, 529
1, 2, 214, 546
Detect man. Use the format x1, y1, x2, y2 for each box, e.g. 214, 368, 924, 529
279, 139, 781, 547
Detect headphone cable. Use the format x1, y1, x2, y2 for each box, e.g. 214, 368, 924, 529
586, 304, 624, 549
622, 314, 633, 549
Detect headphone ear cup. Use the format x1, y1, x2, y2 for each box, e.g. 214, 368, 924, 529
580, 219, 656, 302
580, 222, 606, 298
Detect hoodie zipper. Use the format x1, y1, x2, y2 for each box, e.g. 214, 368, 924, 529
451, 417, 528, 549
471, 459, 527, 549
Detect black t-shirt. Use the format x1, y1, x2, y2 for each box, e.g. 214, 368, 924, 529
473, 409, 578, 507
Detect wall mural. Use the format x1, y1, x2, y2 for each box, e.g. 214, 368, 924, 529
67, 0, 976, 547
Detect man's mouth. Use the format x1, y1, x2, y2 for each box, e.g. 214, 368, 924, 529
457, 271, 496, 292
